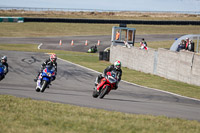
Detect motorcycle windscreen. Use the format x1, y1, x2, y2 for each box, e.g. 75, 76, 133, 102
108, 76, 117, 84
46, 65, 55, 72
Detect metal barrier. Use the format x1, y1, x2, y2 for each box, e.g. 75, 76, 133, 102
23, 18, 200, 25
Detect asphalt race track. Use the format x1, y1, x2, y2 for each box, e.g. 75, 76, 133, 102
0, 34, 183, 52
0, 49, 200, 121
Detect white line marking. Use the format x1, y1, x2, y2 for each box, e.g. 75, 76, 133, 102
38, 43, 43, 49
57, 56, 200, 102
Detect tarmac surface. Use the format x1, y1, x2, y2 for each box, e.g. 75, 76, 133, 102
0, 34, 200, 121
0, 34, 182, 52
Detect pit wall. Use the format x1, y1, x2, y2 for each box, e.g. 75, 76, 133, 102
110, 45, 200, 86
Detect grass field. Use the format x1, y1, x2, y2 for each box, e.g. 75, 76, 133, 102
0, 23, 200, 37
1, 95, 200, 133
0, 10, 200, 132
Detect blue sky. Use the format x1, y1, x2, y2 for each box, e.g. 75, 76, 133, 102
0, 0, 200, 12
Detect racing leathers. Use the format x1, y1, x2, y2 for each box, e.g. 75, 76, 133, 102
34, 59, 57, 82
95, 64, 122, 90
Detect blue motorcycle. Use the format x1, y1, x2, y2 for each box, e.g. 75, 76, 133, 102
36, 65, 56, 92
0, 63, 6, 81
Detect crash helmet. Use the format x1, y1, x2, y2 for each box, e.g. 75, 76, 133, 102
114, 60, 121, 70
1, 56, 7, 63
50, 54, 57, 63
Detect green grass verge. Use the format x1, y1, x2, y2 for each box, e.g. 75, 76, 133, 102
0, 95, 200, 133
0, 23, 200, 37
1, 44, 200, 100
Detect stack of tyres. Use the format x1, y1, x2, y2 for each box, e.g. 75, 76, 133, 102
99, 51, 110, 61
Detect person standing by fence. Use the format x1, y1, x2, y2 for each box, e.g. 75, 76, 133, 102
140, 38, 148, 50
115, 31, 120, 40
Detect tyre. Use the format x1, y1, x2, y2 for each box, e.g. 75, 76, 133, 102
92, 89, 99, 98
99, 85, 109, 99
35, 87, 40, 92
41, 80, 48, 93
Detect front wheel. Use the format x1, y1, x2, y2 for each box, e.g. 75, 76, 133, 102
99, 85, 109, 99
92, 89, 99, 98
41, 80, 48, 93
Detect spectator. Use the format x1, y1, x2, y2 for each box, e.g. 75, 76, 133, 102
140, 38, 148, 50
188, 40, 195, 52
185, 38, 190, 50
177, 39, 186, 52
115, 31, 120, 40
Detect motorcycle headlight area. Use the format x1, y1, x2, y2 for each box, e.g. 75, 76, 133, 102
47, 73, 52, 77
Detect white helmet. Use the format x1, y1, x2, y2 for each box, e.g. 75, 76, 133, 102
114, 60, 121, 70
1, 56, 7, 62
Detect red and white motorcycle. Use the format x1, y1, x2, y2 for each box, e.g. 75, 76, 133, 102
93, 70, 118, 99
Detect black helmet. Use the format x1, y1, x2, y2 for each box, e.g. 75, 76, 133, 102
1, 56, 7, 62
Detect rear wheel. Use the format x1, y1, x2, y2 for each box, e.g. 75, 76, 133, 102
41, 80, 48, 93
99, 85, 109, 99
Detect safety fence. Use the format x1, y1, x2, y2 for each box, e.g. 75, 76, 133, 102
24, 18, 200, 25
0, 17, 199, 25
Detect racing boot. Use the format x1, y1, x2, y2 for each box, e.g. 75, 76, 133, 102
35, 80, 41, 92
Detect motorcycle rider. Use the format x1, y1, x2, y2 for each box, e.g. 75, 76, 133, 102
89, 45, 98, 53
94, 60, 122, 91
0, 56, 8, 80
34, 54, 57, 82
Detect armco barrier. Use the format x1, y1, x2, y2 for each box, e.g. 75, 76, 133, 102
110, 45, 200, 86
24, 18, 200, 25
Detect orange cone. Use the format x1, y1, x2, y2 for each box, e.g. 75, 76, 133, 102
71, 40, 74, 46
59, 40, 62, 45
97, 40, 100, 46
85, 40, 88, 46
